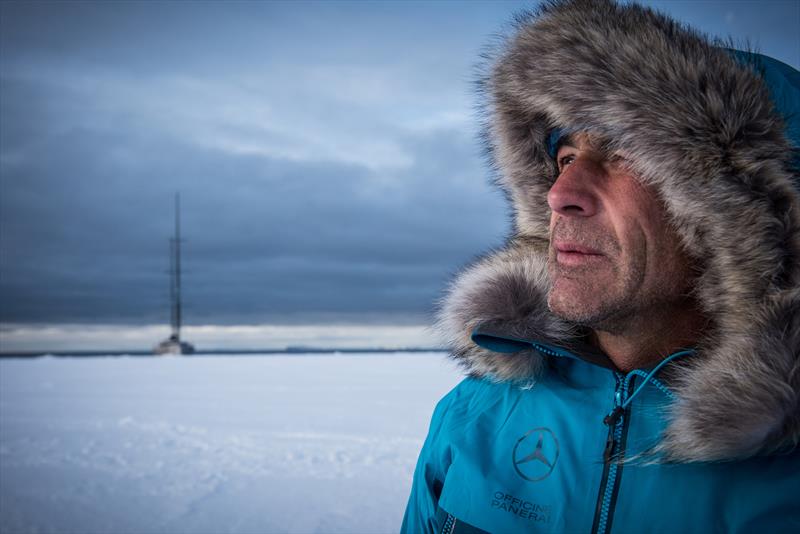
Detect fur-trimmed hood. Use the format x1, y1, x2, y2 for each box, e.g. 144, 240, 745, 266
436, 0, 800, 463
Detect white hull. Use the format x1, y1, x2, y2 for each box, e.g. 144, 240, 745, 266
154, 339, 195, 355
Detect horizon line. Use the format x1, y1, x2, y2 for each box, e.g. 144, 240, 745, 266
0, 346, 448, 359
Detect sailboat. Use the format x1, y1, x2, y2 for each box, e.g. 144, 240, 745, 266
154, 193, 195, 355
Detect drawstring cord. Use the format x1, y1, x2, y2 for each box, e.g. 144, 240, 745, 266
624, 371, 675, 400
603, 349, 694, 426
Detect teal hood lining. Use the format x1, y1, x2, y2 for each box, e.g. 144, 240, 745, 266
471, 326, 617, 371
472, 327, 695, 426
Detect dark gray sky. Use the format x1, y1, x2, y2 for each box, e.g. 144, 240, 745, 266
2, 0, 799, 331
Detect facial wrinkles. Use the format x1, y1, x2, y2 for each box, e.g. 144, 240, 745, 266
549, 217, 621, 259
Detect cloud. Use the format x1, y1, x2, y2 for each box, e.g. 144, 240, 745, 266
0, 62, 508, 325
5, 0, 793, 338
2, 62, 420, 172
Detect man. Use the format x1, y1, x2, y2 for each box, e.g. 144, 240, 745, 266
402, 1, 800, 533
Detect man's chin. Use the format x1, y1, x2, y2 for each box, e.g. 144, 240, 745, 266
547, 283, 637, 334
548, 296, 593, 323
547, 282, 607, 324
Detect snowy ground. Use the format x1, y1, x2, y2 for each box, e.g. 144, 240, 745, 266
0, 353, 463, 534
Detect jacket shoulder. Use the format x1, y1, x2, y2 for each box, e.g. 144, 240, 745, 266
432, 376, 518, 434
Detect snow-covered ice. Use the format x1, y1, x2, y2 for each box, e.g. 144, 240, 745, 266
0, 353, 462, 534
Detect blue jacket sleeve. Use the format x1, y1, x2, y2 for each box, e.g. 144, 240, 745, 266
400, 389, 457, 534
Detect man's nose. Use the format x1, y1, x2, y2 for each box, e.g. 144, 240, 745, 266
546, 158, 599, 217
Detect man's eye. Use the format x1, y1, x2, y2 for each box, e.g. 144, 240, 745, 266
557, 154, 575, 172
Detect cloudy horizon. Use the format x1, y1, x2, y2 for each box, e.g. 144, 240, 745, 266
2, 1, 798, 352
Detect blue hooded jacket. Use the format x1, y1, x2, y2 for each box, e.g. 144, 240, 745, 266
402, 1, 800, 532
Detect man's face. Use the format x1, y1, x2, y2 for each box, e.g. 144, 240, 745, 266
546, 133, 693, 331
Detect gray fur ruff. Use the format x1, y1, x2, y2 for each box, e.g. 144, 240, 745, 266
436, 0, 800, 463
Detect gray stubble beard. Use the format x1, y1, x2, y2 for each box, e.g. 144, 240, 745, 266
546, 218, 650, 333
546, 256, 645, 336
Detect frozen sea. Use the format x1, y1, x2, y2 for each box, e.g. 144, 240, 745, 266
0, 352, 462, 534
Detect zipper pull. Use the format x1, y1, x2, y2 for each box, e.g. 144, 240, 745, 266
603, 406, 624, 426
603, 382, 625, 426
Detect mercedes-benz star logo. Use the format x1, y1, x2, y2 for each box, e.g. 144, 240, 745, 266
512, 427, 560, 482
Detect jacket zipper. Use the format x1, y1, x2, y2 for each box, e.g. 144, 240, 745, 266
442, 512, 457, 534
590, 373, 635, 534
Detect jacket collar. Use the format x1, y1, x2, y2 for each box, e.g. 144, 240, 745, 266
471, 325, 618, 371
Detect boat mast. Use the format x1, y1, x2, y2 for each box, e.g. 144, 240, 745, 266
171, 193, 183, 342
155, 191, 193, 355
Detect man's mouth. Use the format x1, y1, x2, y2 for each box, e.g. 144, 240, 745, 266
553, 242, 605, 266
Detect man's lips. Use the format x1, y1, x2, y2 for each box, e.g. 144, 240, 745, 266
554, 242, 603, 255
553, 242, 605, 266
